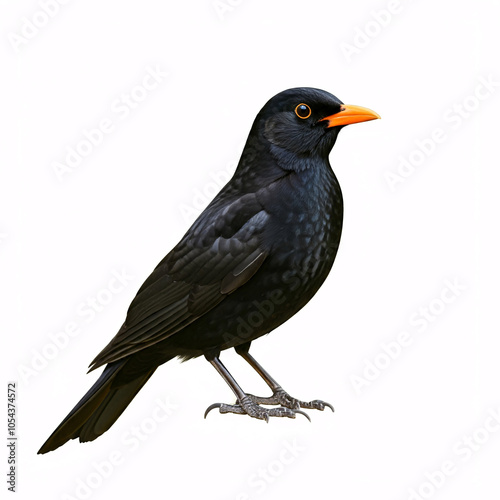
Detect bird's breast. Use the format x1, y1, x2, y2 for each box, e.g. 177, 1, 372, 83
260, 164, 343, 295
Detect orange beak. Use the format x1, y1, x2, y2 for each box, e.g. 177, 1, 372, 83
321, 104, 380, 128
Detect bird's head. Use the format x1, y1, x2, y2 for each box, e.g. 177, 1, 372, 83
250, 87, 380, 172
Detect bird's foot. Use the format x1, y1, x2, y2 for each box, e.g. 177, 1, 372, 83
204, 395, 310, 421
247, 388, 334, 412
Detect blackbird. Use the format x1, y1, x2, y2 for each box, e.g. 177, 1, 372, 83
38, 87, 379, 454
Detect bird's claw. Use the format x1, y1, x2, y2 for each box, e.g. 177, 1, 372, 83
294, 409, 311, 422
204, 403, 223, 419
204, 395, 311, 421
247, 389, 334, 413
298, 399, 334, 412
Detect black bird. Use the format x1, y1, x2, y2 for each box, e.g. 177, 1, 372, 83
38, 87, 379, 454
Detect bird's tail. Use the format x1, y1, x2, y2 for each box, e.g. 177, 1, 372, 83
38, 360, 157, 454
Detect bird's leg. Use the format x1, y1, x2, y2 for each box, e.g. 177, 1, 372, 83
234, 343, 334, 413
204, 355, 309, 421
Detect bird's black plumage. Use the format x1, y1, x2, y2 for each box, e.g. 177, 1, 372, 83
38, 87, 379, 453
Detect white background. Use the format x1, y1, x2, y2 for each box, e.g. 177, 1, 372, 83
2, 0, 500, 499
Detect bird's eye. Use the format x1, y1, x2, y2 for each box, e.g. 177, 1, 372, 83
294, 103, 311, 119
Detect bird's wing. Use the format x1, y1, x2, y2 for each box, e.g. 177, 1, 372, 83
88, 193, 269, 370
